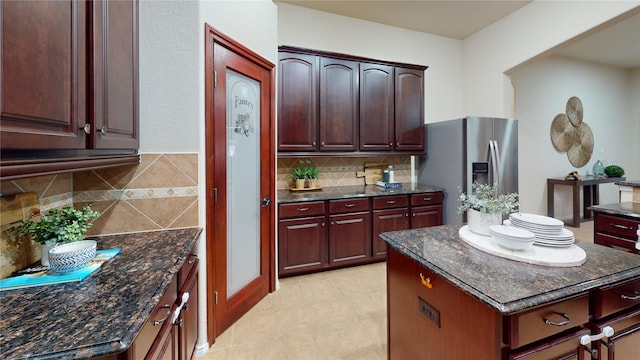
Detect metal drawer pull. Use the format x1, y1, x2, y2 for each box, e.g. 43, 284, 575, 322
386, 200, 397, 204
544, 312, 571, 326
610, 223, 632, 230
620, 290, 640, 300
153, 304, 172, 326
580, 326, 614, 345
188, 254, 197, 264
423, 197, 431, 201
297, 207, 309, 212
345, 203, 356, 208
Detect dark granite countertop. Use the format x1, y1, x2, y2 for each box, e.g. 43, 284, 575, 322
589, 202, 640, 220
277, 182, 443, 203
380, 224, 640, 315
616, 180, 640, 187
0, 227, 202, 360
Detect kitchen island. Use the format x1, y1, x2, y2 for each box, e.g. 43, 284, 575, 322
0, 227, 201, 360
381, 224, 640, 359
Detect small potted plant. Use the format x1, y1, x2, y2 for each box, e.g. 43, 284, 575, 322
307, 167, 320, 188
457, 182, 519, 236
8, 205, 101, 265
291, 167, 308, 189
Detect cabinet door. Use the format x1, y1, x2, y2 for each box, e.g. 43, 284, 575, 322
178, 266, 198, 360
91, 0, 139, 149
278, 216, 327, 276
594, 307, 640, 360
278, 52, 318, 151
319, 57, 358, 151
509, 329, 590, 360
147, 322, 178, 360
411, 205, 443, 229
1, 0, 87, 149
329, 211, 371, 266
372, 208, 409, 260
394, 67, 424, 151
359, 63, 394, 151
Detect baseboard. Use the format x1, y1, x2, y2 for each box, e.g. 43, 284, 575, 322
194, 343, 210, 357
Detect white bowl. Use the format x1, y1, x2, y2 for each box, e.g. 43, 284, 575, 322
489, 225, 535, 240
48, 240, 97, 273
492, 234, 535, 251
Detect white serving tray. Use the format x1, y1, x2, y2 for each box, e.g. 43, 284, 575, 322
459, 226, 586, 267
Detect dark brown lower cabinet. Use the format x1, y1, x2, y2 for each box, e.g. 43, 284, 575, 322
278, 216, 327, 276
387, 247, 640, 360
329, 211, 371, 266
593, 211, 640, 255
124, 246, 199, 360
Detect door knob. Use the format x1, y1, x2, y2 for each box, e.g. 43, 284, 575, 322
262, 198, 272, 207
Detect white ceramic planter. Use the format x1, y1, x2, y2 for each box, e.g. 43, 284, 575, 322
467, 209, 502, 236
40, 244, 53, 266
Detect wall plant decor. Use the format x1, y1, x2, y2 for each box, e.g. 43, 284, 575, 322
550, 96, 593, 167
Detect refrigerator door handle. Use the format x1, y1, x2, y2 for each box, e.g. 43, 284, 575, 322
492, 140, 501, 194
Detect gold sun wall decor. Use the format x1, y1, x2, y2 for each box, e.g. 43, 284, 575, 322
550, 96, 593, 167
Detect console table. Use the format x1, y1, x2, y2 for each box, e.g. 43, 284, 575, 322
547, 176, 625, 227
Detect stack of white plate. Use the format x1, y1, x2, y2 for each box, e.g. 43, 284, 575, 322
489, 225, 536, 251
506, 213, 575, 248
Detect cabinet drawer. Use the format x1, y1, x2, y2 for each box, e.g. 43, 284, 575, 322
373, 195, 408, 210
411, 192, 443, 206
593, 278, 640, 319
509, 328, 590, 360
280, 201, 325, 218
509, 295, 589, 349
596, 214, 639, 239
595, 232, 639, 253
133, 276, 177, 360
329, 198, 370, 214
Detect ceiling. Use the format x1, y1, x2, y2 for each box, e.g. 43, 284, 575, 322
277, 1, 640, 69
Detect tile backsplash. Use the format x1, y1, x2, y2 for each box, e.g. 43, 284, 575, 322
0, 153, 198, 278
277, 155, 412, 189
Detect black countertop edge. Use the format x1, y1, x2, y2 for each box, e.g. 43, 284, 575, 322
277, 182, 443, 203
589, 202, 640, 219
616, 180, 640, 187
381, 224, 640, 315
0, 227, 202, 360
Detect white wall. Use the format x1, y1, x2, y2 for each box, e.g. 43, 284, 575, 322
510, 55, 639, 218
277, 3, 464, 123
463, 0, 640, 117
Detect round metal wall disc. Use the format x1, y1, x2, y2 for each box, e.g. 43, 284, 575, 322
567, 122, 593, 167
566, 96, 583, 126
550, 113, 575, 152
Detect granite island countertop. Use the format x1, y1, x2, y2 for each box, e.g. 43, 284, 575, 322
380, 224, 640, 314
0, 227, 202, 360
589, 202, 640, 220
616, 179, 640, 187
277, 182, 443, 203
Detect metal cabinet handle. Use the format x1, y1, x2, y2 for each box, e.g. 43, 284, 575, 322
153, 304, 172, 326
610, 223, 632, 230
81, 123, 91, 135
99, 126, 108, 135
386, 200, 396, 204
423, 197, 432, 201
620, 290, 640, 300
188, 254, 197, 264
312, 141, 316, 146
297, 207, 309, 212
344, 203, 355, 208
389, 142, 393, 146
544, 312, 571, 327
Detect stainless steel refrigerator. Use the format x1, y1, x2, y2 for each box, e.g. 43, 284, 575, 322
417, 116, 518, 224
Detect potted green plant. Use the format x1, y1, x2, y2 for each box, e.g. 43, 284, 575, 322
9, 205, 101, 265
307, 167, 320, 188
291, 167, 308, 189
457, 182, 519, 236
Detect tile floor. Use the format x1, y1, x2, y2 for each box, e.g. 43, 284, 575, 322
201, 221, 594, 360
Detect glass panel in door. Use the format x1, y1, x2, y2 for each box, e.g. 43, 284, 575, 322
226, 69, 260, 297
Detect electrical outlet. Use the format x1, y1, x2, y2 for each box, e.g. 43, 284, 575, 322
418, 296, 440, 328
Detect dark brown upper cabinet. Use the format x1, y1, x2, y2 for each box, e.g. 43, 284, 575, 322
1, 0, 88, 150
359, 63, 394, 151
0, 0, 139, 180
395, 67, 425, 151
277, 46, 427, 156
319, 57, 358, 151
277, 52, 318, 151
